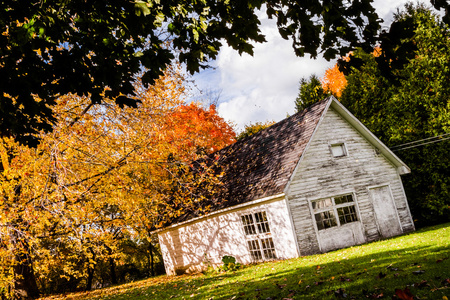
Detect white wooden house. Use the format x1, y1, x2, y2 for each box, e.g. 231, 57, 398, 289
156, 97, 415, 275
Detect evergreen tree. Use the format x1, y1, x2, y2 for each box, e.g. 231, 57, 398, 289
340, 4, 450, 227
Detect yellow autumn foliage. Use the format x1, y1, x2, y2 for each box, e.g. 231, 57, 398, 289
0, 64, 234, 297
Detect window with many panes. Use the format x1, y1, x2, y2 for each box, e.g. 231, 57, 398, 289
241, 211, 276, 261
311, 194, 359, 230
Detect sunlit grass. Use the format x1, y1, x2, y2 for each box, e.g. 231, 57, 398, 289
40, 223, 450, 300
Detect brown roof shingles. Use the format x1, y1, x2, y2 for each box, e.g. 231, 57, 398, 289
160, 96, 409, 229
211, 97, 330, 208
166, 98, 330, 226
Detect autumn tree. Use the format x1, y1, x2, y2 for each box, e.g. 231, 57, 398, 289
0, 64, 235, 298
166, 103, 236, 156
322, 64, 347, 98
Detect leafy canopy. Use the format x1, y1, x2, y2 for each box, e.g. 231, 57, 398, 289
1, 0, 408, 144
2, 1, 450, 145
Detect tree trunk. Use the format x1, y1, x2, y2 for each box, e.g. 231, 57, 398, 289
85, 248, 96, 291
148, 243, 155, 277
104, 245, 117, 285
13, 238, 40, 299
109, 257, 117, 285
86, 267, 94, 291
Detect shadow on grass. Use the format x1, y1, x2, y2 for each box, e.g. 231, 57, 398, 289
190, 223, 450, 299
49, 223, 449, 300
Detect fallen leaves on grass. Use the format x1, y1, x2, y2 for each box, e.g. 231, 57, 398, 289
436, 257, 448, 263
363, 289, 384, 298
394, 287, 414, 300
416, 280, 430, 288
387, 265, 399, 271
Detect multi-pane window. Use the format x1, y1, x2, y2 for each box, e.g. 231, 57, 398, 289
241, 211, 276, 261
242, 214, 257, 235
247, 240, 262, 261
314, 210, 337, 230
260, 238, 276, 259
311, 194, 359, 231
255, 211, 270, 233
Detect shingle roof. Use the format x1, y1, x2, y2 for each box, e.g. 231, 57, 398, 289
206, 97, 330, 208
160, 96, 410, 229
164, 98, 330, 227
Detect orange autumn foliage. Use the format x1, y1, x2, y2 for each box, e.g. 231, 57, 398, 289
166, 103, 236, 158
322, 46, 381, 98
321, 64, 347, 98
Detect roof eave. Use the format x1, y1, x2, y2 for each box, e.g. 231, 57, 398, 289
153, 193, 286, 234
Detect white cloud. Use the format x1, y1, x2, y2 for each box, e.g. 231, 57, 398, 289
374, 0, 411, 24
191, 0, 415, 133
193, 14, 334, 131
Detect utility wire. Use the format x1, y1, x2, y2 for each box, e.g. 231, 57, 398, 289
391, 134, 450, 152
390, 132, 450, 149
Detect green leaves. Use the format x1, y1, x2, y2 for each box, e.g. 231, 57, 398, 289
270, 0, 381, 60
153, 12, 165, 26
340, 4, 450, 227
134, 1, 151, 17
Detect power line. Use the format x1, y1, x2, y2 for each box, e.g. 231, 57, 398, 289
390, 133, 450, 149
391, 134, 450, 152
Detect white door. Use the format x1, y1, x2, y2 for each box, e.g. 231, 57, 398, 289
369, 185, 402, 238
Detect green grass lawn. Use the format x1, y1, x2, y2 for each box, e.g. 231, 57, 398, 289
41, 223, 450, 300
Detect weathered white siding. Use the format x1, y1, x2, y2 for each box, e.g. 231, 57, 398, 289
158, 197, 298, 275
286, 107, 414, 255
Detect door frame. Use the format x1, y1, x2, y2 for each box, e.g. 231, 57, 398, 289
368, 183, 403, 237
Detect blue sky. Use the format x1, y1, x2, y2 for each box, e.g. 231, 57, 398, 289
190, 0, 418, 132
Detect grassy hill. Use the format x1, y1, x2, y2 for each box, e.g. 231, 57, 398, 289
40, 223, 450, 300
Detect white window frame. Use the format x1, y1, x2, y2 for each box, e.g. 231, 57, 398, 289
310, 193, 360, 231
330, 143, 348, 157
240, 211, 277, 261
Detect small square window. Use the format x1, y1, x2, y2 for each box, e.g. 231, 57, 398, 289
331, 143, 347, 157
